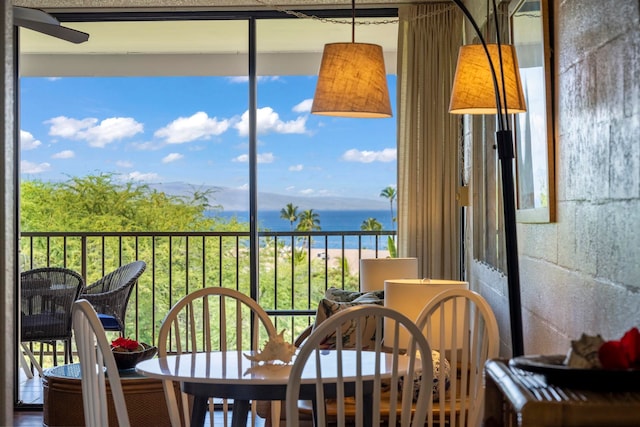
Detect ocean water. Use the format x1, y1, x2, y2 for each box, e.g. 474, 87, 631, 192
213, 210, 395, 232
211, 210, 396, 250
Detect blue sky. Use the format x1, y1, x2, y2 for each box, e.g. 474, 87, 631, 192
19, 75, 397, 202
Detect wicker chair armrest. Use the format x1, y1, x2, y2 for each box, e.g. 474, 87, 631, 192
81, 285, 134, 321
81, 280, 107, 294
81, 285, 132, 301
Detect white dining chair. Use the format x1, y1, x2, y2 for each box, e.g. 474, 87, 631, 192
415, 288, 499, 427
72, 299, 131, 427
285, 304, 434, 427
157, 286, 279, 427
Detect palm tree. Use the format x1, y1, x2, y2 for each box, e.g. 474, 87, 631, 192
296, 209, 321, 232
361, 217, 382, 249
380, 186, 397, 230
361, 217, 382, 232
279, 203, 299, 230
296, 209, 321, 252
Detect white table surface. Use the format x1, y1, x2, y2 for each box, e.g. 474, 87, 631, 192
136, 349, 406, 384
136, 350, 409, 427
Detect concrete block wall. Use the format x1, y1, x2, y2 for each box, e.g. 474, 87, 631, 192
471, 0, 640, 356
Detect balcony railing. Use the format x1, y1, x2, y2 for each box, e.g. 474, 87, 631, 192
20, 229, 395, 368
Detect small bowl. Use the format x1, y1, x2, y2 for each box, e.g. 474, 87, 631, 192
112, 343, 157, 371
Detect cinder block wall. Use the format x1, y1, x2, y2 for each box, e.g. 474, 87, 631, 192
471, 0, 640, 356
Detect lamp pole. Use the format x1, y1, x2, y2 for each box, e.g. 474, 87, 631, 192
451, 0, 525, 357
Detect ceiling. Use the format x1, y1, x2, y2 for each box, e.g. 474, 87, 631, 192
18, 15, 399, 77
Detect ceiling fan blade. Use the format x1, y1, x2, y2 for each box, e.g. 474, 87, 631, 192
14, 6, 89, 44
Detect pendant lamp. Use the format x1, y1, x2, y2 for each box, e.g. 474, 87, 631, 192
311, 0, 392, 118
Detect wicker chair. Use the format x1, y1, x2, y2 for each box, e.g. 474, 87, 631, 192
21, 267, 85, 375
80, 261, 146, 335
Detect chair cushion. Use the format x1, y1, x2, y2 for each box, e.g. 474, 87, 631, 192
21, 313, 67, 339
322, 287, 384, 303
399, 349, 451, 401
312, 288, 384, 350
97, 314, 122, 331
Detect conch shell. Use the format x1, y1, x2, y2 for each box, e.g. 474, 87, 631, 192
564, 333, 605, 368
244, 330, 296, 364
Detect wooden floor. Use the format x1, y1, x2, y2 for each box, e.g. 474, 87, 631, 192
13, 411, 44, 427
13, 411, 269, 427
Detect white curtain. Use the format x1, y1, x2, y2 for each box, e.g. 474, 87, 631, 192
396, 4, 463, 279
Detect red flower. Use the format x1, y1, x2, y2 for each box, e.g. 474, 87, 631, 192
598, 327, 640, 369
620, 327, 640, 367
111, 337, 140, 351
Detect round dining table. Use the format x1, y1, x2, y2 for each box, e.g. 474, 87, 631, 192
136, 349, 409, 427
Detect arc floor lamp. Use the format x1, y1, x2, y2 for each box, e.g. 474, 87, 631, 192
448, 0, 526, 357
311, 0, 526, 356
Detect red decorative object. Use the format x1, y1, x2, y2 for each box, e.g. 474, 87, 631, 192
110, 338, 157, 370
111, 337, 141, 352
599, 327, 640, 369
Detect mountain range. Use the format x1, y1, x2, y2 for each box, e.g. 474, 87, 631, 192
148, 182, 389, 211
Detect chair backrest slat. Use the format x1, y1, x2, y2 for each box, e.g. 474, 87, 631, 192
286, 304, 433, 427
157, 286, 277, 427
72, 299, 131, 427
416, 289, 500, 427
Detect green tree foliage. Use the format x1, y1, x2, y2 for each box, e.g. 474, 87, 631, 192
20, 174, 360, 346
360, 217, 382, 232
20, 174, 246, 345
296, 209, 320, 232
296, 209, 321, 254
21, 173, 222, 232
379, 186, 397, 230
279, 203, 299, 230
361, 217, 382, 249
387, 236, 398, 258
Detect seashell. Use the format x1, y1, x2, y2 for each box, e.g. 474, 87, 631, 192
244, 330, 296, 364
564, 333, 605, 368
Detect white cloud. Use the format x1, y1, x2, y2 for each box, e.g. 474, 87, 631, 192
288, 164, 303, 172
286, 186, 295, 191
47, 116, 96, 138
131, 141, 162, 151
258, 153, 275, 163
20, 130, 41, 150
155, 112, 230, 144
235, 107, 307, 136
127, 171, 161, 182
292, 99, 313, 113
341, 148, 397, 163
299, 188, 314, 195
46, 115, 144, 148
162, 153, 184, 163
52, 150, 74, 159
116, 160, 133, 168
232, 152, 275, 163
21, 160, 50, 174
238, 183, 249, 190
